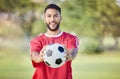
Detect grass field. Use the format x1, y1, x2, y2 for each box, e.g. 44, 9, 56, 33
73, 52, 120, 79
0, 49, 120, 79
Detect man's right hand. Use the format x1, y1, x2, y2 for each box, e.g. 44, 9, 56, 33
31, 45, 48, 63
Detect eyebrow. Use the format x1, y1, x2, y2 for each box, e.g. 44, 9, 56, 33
46, 13, 59, 16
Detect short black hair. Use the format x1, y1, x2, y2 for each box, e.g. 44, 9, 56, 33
44, 4, 61, 14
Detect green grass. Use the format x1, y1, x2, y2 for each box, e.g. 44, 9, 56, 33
72, 52, 120, 79
0, 49, 120, 79
0, 49, 33, 79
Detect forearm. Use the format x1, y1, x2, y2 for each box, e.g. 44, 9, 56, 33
31, 52, 43, 63
71, 48, 78, 60
66, 48, 78, 60
30, 46, 47, 63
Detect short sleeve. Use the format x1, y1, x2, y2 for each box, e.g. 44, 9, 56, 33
67, 36, 79, 50
29, 37, 42, 67
29, 37, 42, 54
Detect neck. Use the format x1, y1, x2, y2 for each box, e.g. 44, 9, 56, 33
46, 29, 61, 36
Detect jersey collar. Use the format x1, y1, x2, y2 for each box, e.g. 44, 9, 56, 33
44, 32, 63, 37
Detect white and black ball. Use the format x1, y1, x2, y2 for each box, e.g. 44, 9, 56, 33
43, 43, 66, 68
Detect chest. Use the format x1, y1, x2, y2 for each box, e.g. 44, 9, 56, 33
41, 37, 69, 47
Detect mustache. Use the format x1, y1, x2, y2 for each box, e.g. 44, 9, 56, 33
50, 21, 57, 24
46, 22, 60, 31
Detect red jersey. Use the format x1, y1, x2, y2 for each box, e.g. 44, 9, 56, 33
30, 32, 79, 79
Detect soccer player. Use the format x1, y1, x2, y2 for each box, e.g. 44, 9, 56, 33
29, 4, 79, 79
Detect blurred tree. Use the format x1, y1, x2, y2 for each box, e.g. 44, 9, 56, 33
61, 0, 120, 53
60, 0, 103, 53
61, 0, 99, 37
0, 0, 46, 37
0, 0, 120, 52
96, 0, 120, 49
0, 0, 34, 12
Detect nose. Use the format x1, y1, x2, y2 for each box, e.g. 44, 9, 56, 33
51, 16, 55, 22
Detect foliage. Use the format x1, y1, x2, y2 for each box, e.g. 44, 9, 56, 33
0, 0, 120, 53
60, 0, 120, 53
79, 37, 103, 54
61, 0, 120, 38
32, 19, 46, 36
0, 0, 31, 12
95, 0, 120, 37
0, 0, 120, 37
0, 0, 47, 37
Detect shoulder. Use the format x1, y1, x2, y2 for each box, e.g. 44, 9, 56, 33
63, 32, 79, 44
63, 32, 78, 39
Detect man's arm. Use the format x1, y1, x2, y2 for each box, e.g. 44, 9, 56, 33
65, 48, 78, 60
30, 51, 44, 63
30, 46, 47, 63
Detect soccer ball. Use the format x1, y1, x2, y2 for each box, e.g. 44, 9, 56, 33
43, 43, 67, 68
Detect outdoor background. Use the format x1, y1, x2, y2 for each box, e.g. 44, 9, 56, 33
0, 0, 120, 79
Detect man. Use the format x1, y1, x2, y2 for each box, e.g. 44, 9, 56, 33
29, 4, 79, 79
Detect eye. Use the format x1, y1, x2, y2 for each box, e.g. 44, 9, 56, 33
47, 15, 51, 18
54, 14, 58, 17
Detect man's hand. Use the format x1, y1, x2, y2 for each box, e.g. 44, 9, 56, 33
31, 46, 47, 63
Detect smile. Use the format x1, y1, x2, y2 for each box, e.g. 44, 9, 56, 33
50, 22, 56, 25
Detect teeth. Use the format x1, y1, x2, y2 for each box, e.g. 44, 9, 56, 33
51, 22, 55, 24
51, 23, 56, 25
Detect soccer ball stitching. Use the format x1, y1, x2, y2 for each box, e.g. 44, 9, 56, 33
43, 43, 66, 68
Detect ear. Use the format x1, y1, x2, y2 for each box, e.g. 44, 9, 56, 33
60, 15, 62, 21
43, 15, 46, 23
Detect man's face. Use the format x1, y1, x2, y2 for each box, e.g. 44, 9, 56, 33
44, 9, 62, 31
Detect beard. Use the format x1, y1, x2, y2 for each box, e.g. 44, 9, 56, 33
46, 22, 60, 31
